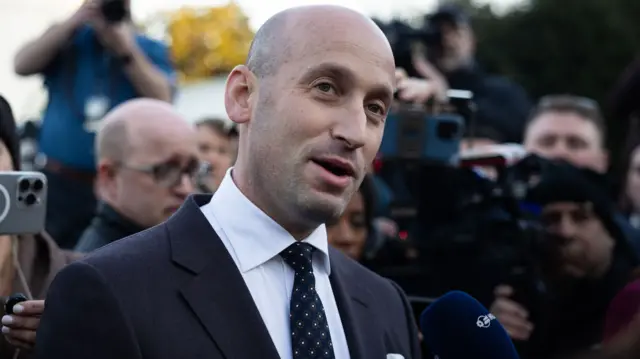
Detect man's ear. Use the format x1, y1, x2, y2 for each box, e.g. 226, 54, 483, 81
95, 159, 118, 201
225, 65, 256, 125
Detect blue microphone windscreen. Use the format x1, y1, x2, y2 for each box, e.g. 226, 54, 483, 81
420, 291, 519, 359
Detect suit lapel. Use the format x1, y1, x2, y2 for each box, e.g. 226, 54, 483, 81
168, 195, 280, 359
329, 248, 373, 359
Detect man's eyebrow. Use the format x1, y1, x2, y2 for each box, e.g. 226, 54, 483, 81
300, 62, 356, 83
300, 62, 394, 100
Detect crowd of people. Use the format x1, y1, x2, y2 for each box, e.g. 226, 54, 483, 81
0, 0, 640, 358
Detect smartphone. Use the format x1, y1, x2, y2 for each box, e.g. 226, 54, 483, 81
0, 171, 47, 235
380, 108, 464, 164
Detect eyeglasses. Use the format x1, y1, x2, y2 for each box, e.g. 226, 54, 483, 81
120, 157, 204, 188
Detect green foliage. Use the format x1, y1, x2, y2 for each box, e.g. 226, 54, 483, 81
434, 0, 640, 151
474, 0, 639, 106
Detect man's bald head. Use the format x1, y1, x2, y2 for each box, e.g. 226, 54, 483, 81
226, 5, 395, 238
246, 5, 391, 79
96, 98, 191, 164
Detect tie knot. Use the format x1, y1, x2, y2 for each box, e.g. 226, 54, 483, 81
280, 242, 315, 272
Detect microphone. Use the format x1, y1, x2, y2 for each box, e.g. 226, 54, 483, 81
420, 291, 520, 359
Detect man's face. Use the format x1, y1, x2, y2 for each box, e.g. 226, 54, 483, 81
541, 202, 615, 278
433, 22, 474, 72
524, 111, 608, 172
196, 126, 233, 191
239, 22, 395, 228
108, 125, 198, 228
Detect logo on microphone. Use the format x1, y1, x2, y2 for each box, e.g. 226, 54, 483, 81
476, 313, 496, 328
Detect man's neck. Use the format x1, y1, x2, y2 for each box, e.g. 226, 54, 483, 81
230, 168, 317, 241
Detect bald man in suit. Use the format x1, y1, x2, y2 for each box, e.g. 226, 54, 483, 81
35, 5, 421, 359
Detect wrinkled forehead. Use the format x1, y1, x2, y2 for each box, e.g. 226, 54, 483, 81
276, 21, 395, 93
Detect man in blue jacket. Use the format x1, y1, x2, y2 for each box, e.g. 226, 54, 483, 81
13, 0, 176, 248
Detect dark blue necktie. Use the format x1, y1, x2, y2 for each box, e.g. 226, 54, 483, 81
280, 242, 336, 359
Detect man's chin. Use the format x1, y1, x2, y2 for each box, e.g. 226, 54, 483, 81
300, 190, 349, 223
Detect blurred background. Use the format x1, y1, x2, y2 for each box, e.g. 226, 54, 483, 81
1, 0, 524, 122
3, 0, 640, 357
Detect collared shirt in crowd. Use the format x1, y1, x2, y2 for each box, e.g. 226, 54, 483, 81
39, 25, 176, 171
200, 169, 351, 359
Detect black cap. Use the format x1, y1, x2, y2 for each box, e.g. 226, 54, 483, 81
526, 160, 623, 240
428, 4, 470, 26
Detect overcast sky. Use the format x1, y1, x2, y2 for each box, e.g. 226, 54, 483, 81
0, 0, 521, 120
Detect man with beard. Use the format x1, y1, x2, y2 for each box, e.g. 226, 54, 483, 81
34, 5, 420, 359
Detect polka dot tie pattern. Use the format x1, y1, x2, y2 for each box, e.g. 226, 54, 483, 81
280, 242, 336, 359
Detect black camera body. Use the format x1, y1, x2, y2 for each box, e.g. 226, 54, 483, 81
377, 153, 558, 340
101, 0, 128, 23
373, 12, 456, 77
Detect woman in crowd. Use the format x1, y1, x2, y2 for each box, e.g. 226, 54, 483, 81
326, 175, 411, 270
0, 95, 80, 357
326, 175, 377, 262
194, 118, 235, 193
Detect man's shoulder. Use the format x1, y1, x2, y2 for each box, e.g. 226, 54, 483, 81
330, 247, 400, 297
79, 223, 170, 272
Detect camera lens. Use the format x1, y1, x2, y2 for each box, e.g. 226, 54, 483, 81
19, 179, 30, 192
24, 194, 37, 206
32, 179, 44, 192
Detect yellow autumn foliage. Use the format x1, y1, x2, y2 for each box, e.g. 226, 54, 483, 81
165, 3, 254, 83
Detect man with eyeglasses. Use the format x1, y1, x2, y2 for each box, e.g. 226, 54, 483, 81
74, 98, 198, 253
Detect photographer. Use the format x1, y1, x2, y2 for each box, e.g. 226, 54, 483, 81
13, 0, 176, 249
0, 95, 81, 358
490, 162, 638, 359
394, 4, 531, 144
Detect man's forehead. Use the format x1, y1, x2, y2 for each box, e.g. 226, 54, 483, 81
283, 40, 394, 86
543, 202, 591, 214
528, 112, 600, 137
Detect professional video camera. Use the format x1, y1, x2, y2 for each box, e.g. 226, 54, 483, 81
373, 7, 461, 77
101, 0, 128, 23
376, 94, 562, 338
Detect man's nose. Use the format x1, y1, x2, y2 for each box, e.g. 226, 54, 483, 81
174, 173, 195, 197
331, 107, 367, 149
557, 216, 578, 239
545, 143, 573, 162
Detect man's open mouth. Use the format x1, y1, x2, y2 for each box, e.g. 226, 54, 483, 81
311, 158, 355, 177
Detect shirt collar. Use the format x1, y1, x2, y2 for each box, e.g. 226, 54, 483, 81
206, 168, 331, 274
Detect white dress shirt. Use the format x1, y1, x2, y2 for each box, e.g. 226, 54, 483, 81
200, 169, 351, 359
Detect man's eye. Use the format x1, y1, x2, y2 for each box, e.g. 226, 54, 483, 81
367, 104, 384, 114
315, 83, 336, 93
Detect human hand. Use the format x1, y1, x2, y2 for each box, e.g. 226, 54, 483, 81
93, 20, 136, 55
396, 76, 448, 104
490, 285, 534, 341
374, 217, 399, 238
1, 300, 45, 350
395, 61, 448, 104
68, 0, 100, 29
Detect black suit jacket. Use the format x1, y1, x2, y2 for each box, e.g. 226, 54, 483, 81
35, 195, 421, 359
